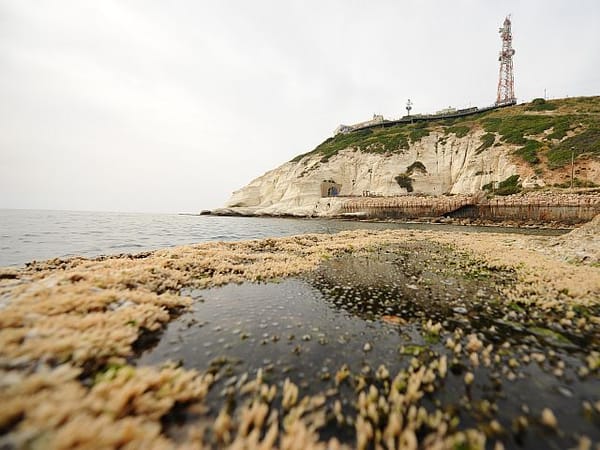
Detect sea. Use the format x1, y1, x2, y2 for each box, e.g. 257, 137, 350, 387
0, 209, 567, 267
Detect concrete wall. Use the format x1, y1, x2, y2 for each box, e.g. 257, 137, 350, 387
449, 203, 599, 224
340, 196, 600, 224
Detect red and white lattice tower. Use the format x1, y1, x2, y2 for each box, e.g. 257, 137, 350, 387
496, 15, 516, 105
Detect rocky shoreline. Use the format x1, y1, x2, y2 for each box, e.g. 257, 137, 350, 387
0, 222, 599, 448
212, 191, 600, 228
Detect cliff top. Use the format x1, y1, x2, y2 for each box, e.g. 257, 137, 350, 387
294, 96, 600, 180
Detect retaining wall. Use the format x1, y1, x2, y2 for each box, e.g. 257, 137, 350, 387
340, 196, 600, 224
449, 200, 600, 224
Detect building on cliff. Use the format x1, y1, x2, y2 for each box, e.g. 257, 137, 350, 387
334, 114, 384, 135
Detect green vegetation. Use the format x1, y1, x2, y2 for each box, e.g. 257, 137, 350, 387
309, 126, 410, 163
546, 116, 573, 140
410, 127, 430, 142
553, 178, 599, 188
559, 95, 600, 114
475, 133, 495, 154
514, 140, 543, 165
483, 174, 521, 196
526, 97, 557, 111
409, 122, 431, 142
528, 326, 573, 346
292, 96, 600, 173
446, 125, 470, 138
478, 100, 600, 166
482, 115, 556, 145
394, 159, 428, 192
395, 173, 414, 192
406, 161, 427, 175
399, 344, 425, 356
546, 128, 600, 168
299, 121, 438, 163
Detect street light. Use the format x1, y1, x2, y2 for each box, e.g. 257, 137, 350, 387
570, 147, 575, 190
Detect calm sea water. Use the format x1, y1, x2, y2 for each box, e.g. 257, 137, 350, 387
0, 209, 566, 267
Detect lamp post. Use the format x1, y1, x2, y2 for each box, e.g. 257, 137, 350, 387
570, 147, 575, 190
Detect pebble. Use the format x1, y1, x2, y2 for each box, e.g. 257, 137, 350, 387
464, 372, 474, 386
557, 386, 573, 398
541, 408, 558, 429
363, 342, 372, 352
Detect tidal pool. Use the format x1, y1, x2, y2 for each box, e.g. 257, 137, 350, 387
137, 242, 599, 448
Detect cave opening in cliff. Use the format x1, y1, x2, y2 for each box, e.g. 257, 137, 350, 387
321, 179, 341, 197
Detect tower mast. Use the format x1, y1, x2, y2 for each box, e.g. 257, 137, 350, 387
496, 15, 516, 105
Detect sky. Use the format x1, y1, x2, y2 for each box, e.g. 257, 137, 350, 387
1, 1, 599, 213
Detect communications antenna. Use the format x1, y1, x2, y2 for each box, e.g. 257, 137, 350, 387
496, 15, 516, 105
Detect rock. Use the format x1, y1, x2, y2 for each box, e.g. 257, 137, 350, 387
223, 131, 518, 216
464, 372, 474, 385
541, 408, 558, 429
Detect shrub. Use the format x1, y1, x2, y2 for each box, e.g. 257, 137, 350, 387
526, 98, 557, 111
310, 125, 412, 161
446, 125, 470, 138
409, 127, 430, 142
547, 128, 600, 168
395, 174, 414, 192
482, 115, 555, 145
483, 174, 521, 196
553, 178, 599, 188
475, 133, 495, 154
514, 140, 542, 165
546, 116, 573, 140
406, 161, 427, 175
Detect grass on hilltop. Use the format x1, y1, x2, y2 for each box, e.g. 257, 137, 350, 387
292, 96, 600, 170
483, 174, 521, 196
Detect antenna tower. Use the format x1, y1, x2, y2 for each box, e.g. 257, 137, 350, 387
496, 15, 516, 105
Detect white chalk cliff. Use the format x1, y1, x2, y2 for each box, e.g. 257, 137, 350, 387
216, 129, 519, 217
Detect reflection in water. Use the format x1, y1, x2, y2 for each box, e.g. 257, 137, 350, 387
136, 243, 599, 448
308, 242, 511, 336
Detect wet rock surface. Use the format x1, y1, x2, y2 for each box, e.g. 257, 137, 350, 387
137, 242, 600, 449
1, 229, 598, 449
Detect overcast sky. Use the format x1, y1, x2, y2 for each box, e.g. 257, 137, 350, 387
1, 1, 599, 213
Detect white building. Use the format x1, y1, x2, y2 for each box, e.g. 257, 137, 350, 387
334, 114, 385, 135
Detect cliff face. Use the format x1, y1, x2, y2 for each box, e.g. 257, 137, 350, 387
219, 129, 518, 216
217, 96, 600, 217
